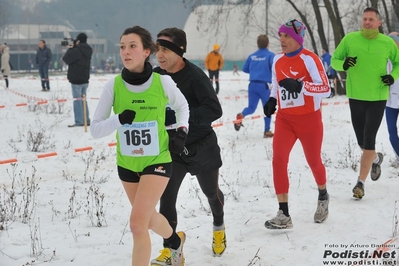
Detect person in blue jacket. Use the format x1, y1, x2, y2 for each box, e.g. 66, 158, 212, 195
321, 48, 336, 98
36, 39, 52, 91
234, 34, 275, 138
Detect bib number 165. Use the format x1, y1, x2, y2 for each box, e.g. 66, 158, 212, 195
123, 129, 151, 146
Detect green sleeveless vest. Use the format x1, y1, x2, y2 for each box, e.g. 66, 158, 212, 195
113, 73, 171, 172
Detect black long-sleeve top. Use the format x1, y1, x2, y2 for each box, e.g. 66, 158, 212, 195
154, 58, 222, 145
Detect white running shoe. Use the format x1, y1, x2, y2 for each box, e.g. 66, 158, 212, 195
314, 193, 329, 223
264, 210, 293, 229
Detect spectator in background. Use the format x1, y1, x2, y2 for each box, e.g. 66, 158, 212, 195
263, 19, 330, 229
58, 58, 64, 71
331, 7, 399, 199
0, 43, 11, 89
233, 63, 239, 76
385, 32, 399, 167
36, 39, 52, 91
62, 33, 93, 127
234, 34, 275, 138
28, 59, 34, 72
205, 43, 224, 94
321, 48, 336, 98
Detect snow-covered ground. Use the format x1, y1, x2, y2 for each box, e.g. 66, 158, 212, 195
0, 70, 398, 266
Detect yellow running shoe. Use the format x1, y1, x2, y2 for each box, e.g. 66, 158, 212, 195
151, 247, 171, 266
212, 226, 226, 257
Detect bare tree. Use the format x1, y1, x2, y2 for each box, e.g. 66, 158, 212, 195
382, 0, 393, 32
285, 0, 321, 54
381, 0, 399, 33
182, 0, 397, 53
323, 0, 345, 47
0, 0, 10, 38
312, 0, 328, 50
393, 0, 399, 22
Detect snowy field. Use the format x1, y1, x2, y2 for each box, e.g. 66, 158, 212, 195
0, 70, 398, 266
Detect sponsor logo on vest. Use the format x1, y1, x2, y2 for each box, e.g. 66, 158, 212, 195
132, 147, 144, 155
286, 101, 294, 106
132, 99, 145, 103
154, 166, 166, 174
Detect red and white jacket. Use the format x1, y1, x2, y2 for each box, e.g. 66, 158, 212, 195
271, 48, 331, 115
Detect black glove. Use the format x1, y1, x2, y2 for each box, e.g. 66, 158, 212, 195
1, 69, 3, 73
263, 97, 277, 118
165, 107, 176, 126
343, 57, 357, 71
169, 127, 187, 155
118, 110, 136, 124
381, 75, 394, 86
279, 78, 302, 93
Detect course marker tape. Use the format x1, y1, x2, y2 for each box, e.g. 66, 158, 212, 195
0, 142, 118, 165
2, 86, 349, 109
0, 101, 350, 165
1, 88, 100, 109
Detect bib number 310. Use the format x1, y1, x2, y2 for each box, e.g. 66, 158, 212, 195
117, 121, 159, 157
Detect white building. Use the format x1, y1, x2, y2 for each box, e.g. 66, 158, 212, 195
0, 24, 108, 71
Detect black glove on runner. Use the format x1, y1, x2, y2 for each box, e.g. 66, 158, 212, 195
279, 78, 303, 93
263, 97, 277, 118
119, 110, 136, 124
381, 75, 395, 86
343, 57, 357, 71
169, 127, 187, 155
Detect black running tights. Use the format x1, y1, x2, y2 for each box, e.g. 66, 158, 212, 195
159, 161, 224, 232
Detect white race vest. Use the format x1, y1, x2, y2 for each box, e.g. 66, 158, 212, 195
279, 88, 305, 109
117, 121, 160, 157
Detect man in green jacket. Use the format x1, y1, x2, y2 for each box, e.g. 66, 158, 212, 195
332, 7, 399, 199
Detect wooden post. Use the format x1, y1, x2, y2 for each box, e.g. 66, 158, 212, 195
83, 94, 87, 133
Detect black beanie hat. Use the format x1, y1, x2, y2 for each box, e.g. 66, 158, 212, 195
76, 33, 87, 43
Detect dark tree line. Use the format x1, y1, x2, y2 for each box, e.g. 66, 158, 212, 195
183, 0, 399, 56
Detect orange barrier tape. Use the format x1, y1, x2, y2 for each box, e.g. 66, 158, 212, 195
0, 99, 349, 165
7, 88, 47, 102
15, 76, 246, 82
212, 114, 263, 128
2, 86, 349, 110
0, 115, 265, 165
0, 142, 117, 165
1, 89, 249, 109
322, 100, 349, 106
74, 146, 93, 152
0, 88, 100, 109
14, 77, 109, 82
218, 95, 248, 100
37, 152, 58, 159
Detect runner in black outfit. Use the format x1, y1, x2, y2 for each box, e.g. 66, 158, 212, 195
151, 27, 226, 265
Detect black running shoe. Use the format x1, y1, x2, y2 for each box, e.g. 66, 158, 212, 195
352, 181, 364, 199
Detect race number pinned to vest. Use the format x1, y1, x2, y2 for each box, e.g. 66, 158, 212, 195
117, 121, 159, 157
279, 89, 305, 109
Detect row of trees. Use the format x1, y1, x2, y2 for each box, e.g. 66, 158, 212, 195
183, 0, 399, 56
3, 0, 397, 57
